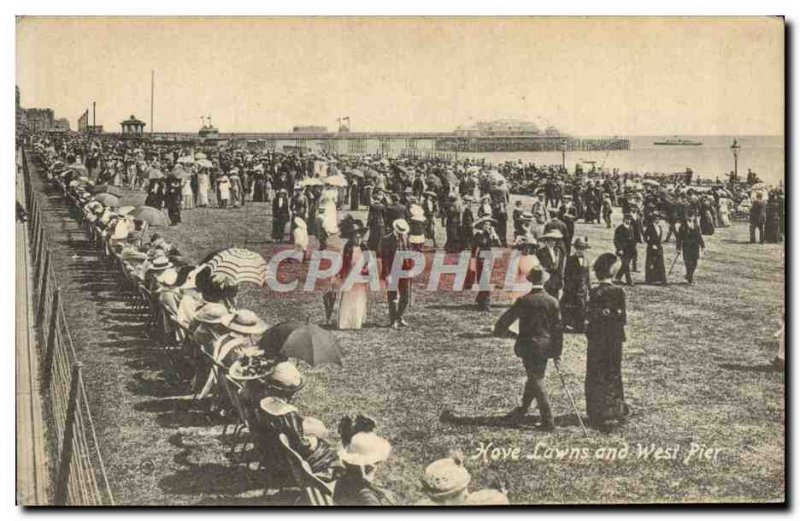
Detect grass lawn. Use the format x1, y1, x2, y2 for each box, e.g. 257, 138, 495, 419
35, 177, 785, 505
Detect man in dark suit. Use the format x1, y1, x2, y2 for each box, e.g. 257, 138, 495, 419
676, 209, 706, 285
613, 214, 637, 286
537, 230, 565, 299
750, 191, 767, 243
493, 265, 563, 431
383, 194, 408, 235
380, 219, 413, 329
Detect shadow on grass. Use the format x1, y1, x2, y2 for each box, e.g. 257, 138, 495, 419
425, 303, 507, 311
158, 464, 269, 496
456, 332, 495, 340
440, 410, 593, 430
719, 363, 782, 373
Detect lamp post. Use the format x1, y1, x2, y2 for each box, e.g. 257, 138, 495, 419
561, 137, 567, 171
730, 138, 740, 183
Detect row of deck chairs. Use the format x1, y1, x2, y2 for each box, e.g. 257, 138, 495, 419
58, 186, 335, 505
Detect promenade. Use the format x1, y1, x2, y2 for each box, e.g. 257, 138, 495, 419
16, 150, 49, 505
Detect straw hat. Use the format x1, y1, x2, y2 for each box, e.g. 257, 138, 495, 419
226, 309, 268, 336
150, 256, 174, 271
155, 268, 178, 286
421, 457, 472, 499
263, 361, 305, 392
520, 212, 534, 221
393, 219, 410, 234
302, 416, 329, 439
259, 396, 299, 417
338, 432, 392, 467
466, 489, 510, 505
473, 216, 496, 228
193, 302, 233, 325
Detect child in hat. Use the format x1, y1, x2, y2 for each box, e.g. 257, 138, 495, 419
334, 432, 395, 505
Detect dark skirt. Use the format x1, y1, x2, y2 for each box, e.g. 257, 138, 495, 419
560, 290, 587, 332
644, 245, 667, 284
699, 212, 715, 235
585, 331, 627, 425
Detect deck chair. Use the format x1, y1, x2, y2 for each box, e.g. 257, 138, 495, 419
278, 433, 336, 506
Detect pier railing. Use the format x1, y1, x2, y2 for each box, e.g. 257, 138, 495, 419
20, 148, 115, 506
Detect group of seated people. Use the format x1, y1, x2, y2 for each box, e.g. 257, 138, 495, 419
52, 170, 511, 506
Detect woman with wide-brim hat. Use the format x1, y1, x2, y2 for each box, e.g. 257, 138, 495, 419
334, 432, 395, 506
338, 218, 370, 330
243, 361, 310, 488
470, 216, 500, 311
585, 252, 630, 432
414, 454, 472, 506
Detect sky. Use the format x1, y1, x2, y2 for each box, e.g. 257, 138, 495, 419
15, 16, 784, 136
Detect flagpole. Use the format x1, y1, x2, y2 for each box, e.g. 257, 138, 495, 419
150, 70, 154, 137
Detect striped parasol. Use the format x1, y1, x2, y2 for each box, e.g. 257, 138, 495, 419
206, 248, 268, 286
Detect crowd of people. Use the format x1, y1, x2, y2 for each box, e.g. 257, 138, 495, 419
28, 134, 520, 506
24, 129, 785, 504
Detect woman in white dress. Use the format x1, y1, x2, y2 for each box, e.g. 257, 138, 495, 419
217, 174, 231, 208
717, 197, 731, 227
197, 166, 211, 207
337, 219, 370, 330
181, 171, 195, 209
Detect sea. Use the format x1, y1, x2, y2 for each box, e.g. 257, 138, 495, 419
462, 135, 785, 186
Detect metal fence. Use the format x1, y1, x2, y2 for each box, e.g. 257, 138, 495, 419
20, 148, 115, 506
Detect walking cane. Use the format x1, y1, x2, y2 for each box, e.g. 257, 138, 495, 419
667, 251, 681, 276
553, 360, 589, 436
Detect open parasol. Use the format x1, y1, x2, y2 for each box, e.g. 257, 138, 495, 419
131, 205, 170, 227
94, 193, 120, 207
117, 205, 136, 216
194, 152, 207, 160
206, 247, 269, 286
641, 179, 660, 187
196, 159, 213, 168
177, 155, 195, 164
147, 167, 164, 180
259, 320, 343, 367
348, 168, 364, 178
324, 174, 348, 187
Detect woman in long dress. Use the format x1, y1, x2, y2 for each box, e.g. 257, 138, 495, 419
197, 167, 211, 207
272, 189, 291, 242
181, 172, 195, 209
717, 197, 731, 227
560, 237, 591, 332
699, 197, 715, 235
337, 219, 370, 330
643, 214, 667, 285
764, 192, 782, 243
585, 253, 630, 432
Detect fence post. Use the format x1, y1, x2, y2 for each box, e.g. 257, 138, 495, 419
41, 288, 60, 389
54, 362, 82, 506
36, 250, 50, 325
